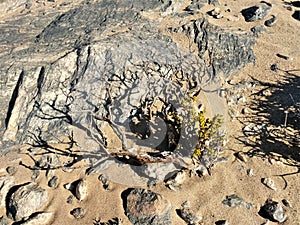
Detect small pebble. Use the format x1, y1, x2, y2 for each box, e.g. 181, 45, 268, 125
262, 89, 272, 96
31, 170, 40, 181
236, 152, 248, 162
282, 199, 292, 208
62, 166, 73, 173
264, 15, 277, 27
70, 207, 85, 219
215, 220, 229, 225
6, 166, 17, 176
261, 178, 277, 191
75, 179, 88, 201
241, 108, 250, 114
215, 14, 224, 19
48, 176, 59, 188
98, 174, 110, 190
66, 195, 73, 204
209, 8, 224, 19
285, 6, 293, 11
222, 194, 254, 209
211, 7, 221, 16
247, 168, 254, 176
270, 64, 279, 72
166, 170, 186, 191
64, 183, 73, 190
178, 201, 202, 224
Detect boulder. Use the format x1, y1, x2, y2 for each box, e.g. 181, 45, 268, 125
7, 183, 48, 221
123, 188, 172, 225
241, 3, 272, 22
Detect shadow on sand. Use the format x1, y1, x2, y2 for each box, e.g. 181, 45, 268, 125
237, 69, 300, 177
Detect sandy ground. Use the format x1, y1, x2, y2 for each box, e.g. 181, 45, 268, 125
0, 0, 300, 224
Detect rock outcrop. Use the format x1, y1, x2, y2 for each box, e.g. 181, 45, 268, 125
0, 0, 255, 184
6, 183, 48, 221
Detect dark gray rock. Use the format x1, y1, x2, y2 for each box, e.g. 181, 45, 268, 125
48, 176, 59, 188
241, 3, 272, 22
7, 183, 48, 221
172, 18, 255, 77
215, 220, 229, 225
98, 174, 110, 190
259, 199, 287, 223
264, 15, 277, 27
286, 1, 300, 7
292, 10, 300, 21
0, 0, 255, 146
64, 179, 87, 201
123, 188, 171, 225
66, 195, 73, 204
6, 166, 17, 176
222, 194, 254, 209
208, 0, 219, 6
282, 199, 292, 208
270, 64, 279, 72
70, 207, 85, 219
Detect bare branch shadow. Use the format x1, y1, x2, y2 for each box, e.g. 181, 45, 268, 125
238, 69, 300, 167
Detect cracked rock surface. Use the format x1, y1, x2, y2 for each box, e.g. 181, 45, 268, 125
0, 0, 254, 151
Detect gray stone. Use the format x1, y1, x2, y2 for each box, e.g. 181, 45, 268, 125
98, 174, 110, 190
48, 176, 59, 188
282, 199, 292, 208
123, 188, 172, 225
70, 207, 85, 219
292, 10, 300, 21
177, 201, 202, 224
74, 179, 87, 201
264, 15, 277, 27
261, 177, 277, 191
260, 199, 287, 223
6, 166, 17, 176
222, 194, 254, 209
7, 183, 48, 221
66, 195, 73, 204
64, 179, 88, 201
208, 0, 219, 6
241, 3, 272, 22
0, 176, 14, 207
235, 152, 248, 162
31, 170, 40, 182
215, 220, 229, 225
